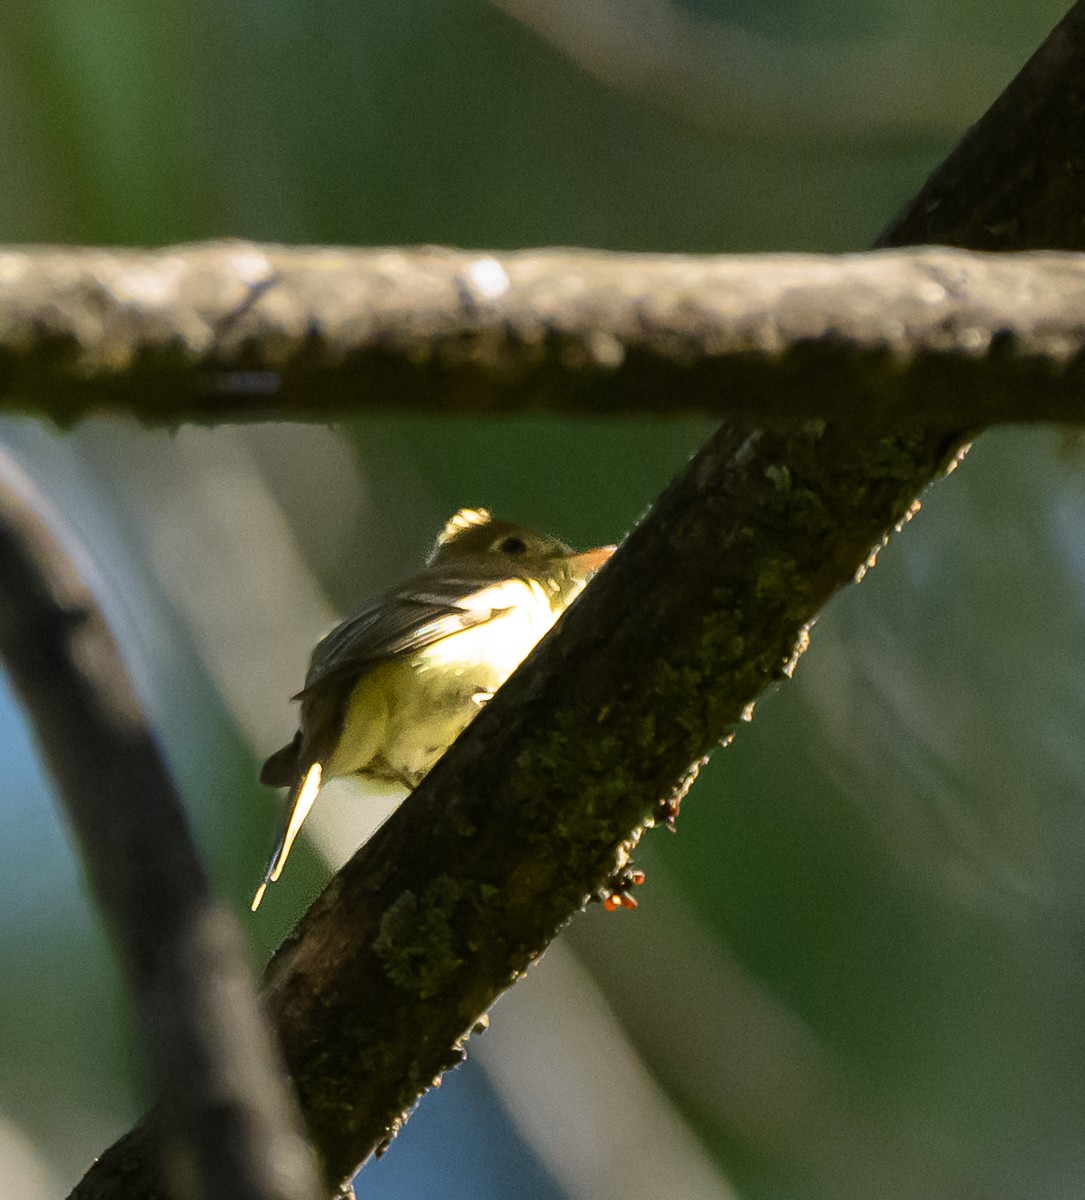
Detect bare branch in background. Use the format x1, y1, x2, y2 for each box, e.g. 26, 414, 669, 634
67, 0, 1085, 1193
0, 458, 322, 1200
4, 244, 1085, 427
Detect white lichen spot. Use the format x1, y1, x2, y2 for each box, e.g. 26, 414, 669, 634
232, 248, 274, 286
587, 330, 625, 368
0, 255, 26, 284
112, 264, 182, 307
918, 279, 947, 306
464, 257, 510, 300
959, 327, 988, 352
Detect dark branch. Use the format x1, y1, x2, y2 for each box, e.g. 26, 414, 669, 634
877, 0, 1085, 251
3, 244, 1085, 427
258, 418, 962, 1184
0, 459, 322, 1200
69, 0, 1085, 1193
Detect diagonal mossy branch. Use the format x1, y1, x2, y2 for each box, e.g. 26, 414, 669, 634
257, 416, 962, 1186
70, 0, 1085, 1195
4, 243, 1085, 427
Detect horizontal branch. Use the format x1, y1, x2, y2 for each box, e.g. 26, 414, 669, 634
3, 243, 1085, 427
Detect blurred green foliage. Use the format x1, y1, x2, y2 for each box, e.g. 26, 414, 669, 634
0, 2, 1081, 1198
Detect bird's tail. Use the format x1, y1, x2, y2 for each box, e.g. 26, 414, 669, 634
251, 760, 324, 911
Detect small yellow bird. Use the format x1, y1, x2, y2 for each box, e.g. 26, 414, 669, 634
252, 507, 614, 910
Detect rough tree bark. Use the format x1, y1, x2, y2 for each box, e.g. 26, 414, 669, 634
69, 0, 1085, 1196
1, 245, 1085, 427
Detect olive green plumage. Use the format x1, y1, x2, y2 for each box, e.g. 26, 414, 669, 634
252, 508, 613, 910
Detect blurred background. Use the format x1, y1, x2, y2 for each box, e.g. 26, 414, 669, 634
0, 1, 1078, 1197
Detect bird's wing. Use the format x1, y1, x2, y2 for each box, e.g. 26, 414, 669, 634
252, 573, 529, 911
294, 571, 527, 700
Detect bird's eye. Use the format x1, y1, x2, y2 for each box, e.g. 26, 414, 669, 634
497, 536, 528, 555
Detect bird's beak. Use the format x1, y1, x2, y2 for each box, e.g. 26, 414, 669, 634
569, 545, 616, 575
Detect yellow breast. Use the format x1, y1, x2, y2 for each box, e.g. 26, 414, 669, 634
327, 577, 565, 787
